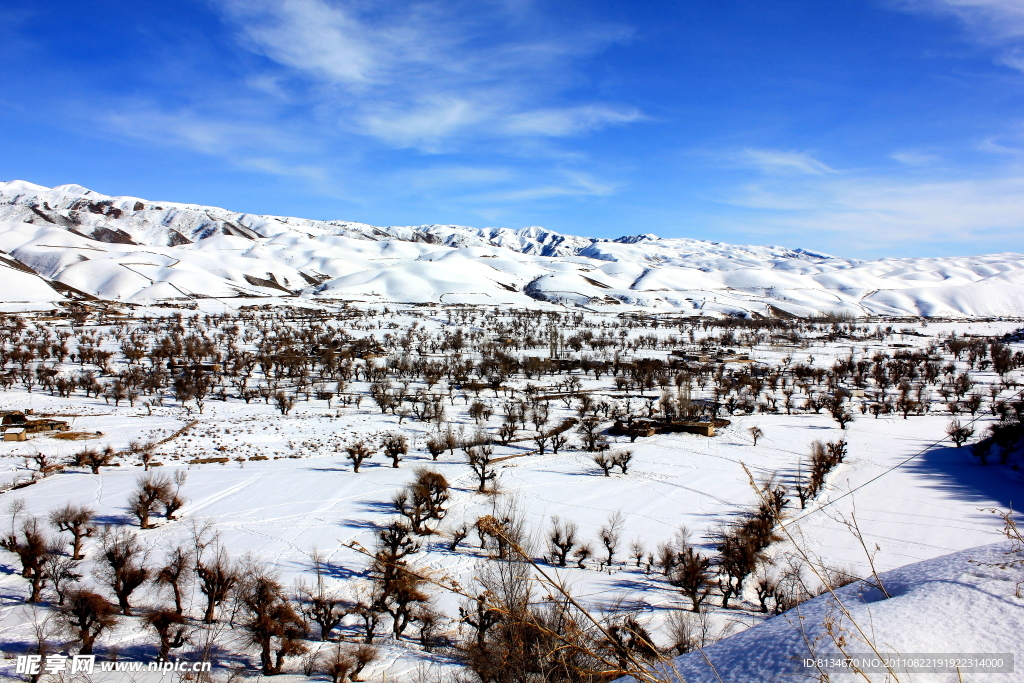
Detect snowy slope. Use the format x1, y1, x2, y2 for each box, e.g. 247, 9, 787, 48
659, 542, 1024, 683
3, 180, 1024, 316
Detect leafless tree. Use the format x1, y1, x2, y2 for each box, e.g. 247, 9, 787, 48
547, 516, 578, 567
238, 564, 308, 675
274, 390, 296, 416
128, 473, 172, 529
48, 503, 95, 560
1, 517, 57, 602
598, 510, 625, 566
196, 544, 238, 624
299, 549, 346, 641
345, 440, 375, 472
74, 445, 115, 474
668, 546, 714, 612
156, 545, 193, 615
574, 541, 593, 569
129, 440, 159, 471
95, 527, 150, 615
467, 444, 497, 493
145, 609, 190, 661
946, 418, 974, 448
58, 589, 118, 654
42, 553, 82, 605
381, 431, 409, 468
611, 450, 633, 475
447, 522, 470, 552
627, 539, 646, 568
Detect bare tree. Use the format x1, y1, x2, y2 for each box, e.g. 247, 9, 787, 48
239, 565, 309, 675
274, 390, 296, 416
128, 473, 172, 529
573, 541, 593, 568
23, 609, 58, 683
668, 546, 713, 612
1, 517, 56, 602
145, 609, 190, 661
466, 444, 497, 493
598, 510, 625, 566
550, 429, 570, 454
664, 609, 714, 655
74, 445, 115, 474
196, 544, 238, 624
160, 471, 188, 520
42, 553, 82, 605
577, 417, 603, 452
156, 545, 193, 616
48, 504, 95, 560
381, 432, 409, 468
95, 527, 150, 615
748, 426, 764, 446
593, 453, 614, 476
321, 643, 378, 683
58, 589, 118, 654
547, 516, 578, 567
611, 450, 633, 475
946, 419, 974, 448
299, 549, 346, 641
320, 643, 354, 683
129, 440, 159, 471
345, 440, 375, 473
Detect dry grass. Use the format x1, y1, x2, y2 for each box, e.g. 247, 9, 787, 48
52, 431, 103, 441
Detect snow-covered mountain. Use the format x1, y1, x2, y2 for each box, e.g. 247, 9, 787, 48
2, 179, 1024, 317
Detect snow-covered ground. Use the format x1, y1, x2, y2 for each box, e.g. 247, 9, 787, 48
0, 301, 1020, 682
659, 541, 1024, 682
3, 180, 1024, 317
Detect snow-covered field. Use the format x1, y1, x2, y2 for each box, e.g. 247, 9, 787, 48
3, 180, 1024, 317
0, 299, 1021, 683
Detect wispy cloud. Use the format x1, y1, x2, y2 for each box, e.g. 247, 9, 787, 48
212, 0, 639, 149
893, 0, 1024, 71
891, 149, 941, 166
723, 171, 1024, 249
478, 171, 618, 202
894, 0, 1024, 39
736, 149, 836, 175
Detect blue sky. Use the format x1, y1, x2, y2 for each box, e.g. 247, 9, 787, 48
2, 0, 1024, 258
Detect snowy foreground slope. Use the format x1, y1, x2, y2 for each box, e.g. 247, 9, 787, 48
3, 180, 1024, 316
648, 542, 1024, 683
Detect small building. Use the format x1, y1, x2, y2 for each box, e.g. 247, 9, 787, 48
2, 412, 69, 433
1, 411, 27, 426
4, 427, 27, 442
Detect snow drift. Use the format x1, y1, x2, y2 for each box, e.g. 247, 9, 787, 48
654, 542, 1023, 682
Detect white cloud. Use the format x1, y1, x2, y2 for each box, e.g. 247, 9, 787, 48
737, 149, 836, 175
211, 0, 639, 149
504, 106, 644, 136
478, 172, 618, 202
893, 0, 1024, 71
724, 172, 1024, 248
891, 150, 941, 166
895, 0, 1024, 39
358, 96, 494, 150
105, 108, 309, 156
997, 46, 1024, 71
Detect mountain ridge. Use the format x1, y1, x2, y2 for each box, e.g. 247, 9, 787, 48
1, 180, 1023, 318
0, 179, 832, 261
